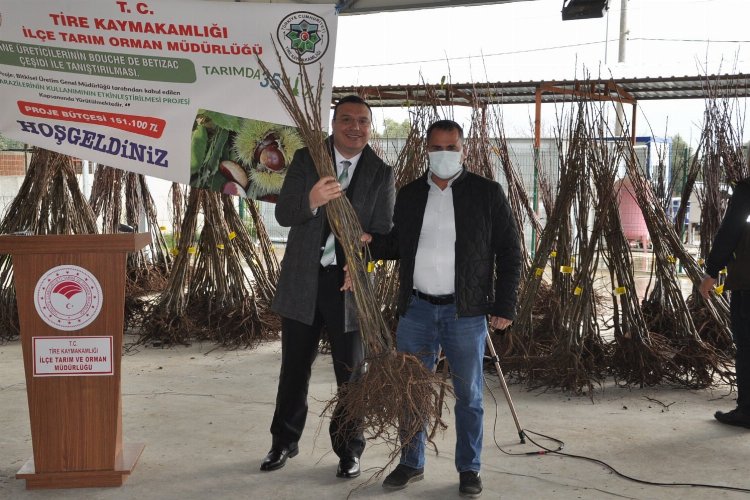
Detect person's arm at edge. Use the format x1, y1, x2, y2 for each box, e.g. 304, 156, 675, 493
701, 181, 750, 298
705, 182, 750, 278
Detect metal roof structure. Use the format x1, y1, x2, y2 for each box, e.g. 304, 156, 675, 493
332, 73, 750, 146
332, 73, 750, 107
333, 0, 537, 14
227, 0, 538, 15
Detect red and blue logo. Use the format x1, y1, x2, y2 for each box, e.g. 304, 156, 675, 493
34, 265, 103, 331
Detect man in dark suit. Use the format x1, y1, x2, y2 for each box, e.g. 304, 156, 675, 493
261, 95, 395, 479
700, 177, 750, 427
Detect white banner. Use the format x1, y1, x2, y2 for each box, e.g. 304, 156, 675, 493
0, 0, 337, 198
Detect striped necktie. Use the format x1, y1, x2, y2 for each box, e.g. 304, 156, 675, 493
320, 160, 351, 267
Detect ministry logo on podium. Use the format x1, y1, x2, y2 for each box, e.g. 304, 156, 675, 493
34, 265, 103, 331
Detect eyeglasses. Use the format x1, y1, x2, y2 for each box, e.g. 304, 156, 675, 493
336, 116, 371, 128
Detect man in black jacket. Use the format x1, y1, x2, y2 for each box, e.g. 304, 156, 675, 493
700, 177, 750, 428
365, 119, 521, 497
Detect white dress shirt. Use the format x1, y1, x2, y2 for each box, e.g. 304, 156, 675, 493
412, 174, 457, 295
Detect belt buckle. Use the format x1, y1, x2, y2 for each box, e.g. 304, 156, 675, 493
414, 290, 453, 305
432, 294, 451, 305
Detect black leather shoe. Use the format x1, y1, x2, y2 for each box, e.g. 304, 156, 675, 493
336, 457, 360, 478
382, 464, 424, 490
459, 471, 482, 498
715, 408, 750, 429
260, 445, 299, 471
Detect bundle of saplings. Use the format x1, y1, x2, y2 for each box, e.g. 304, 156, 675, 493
140, 188, 270, 347
88, 165, 173, 327
0, 148, 97, 340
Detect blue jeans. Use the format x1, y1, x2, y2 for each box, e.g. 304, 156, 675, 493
396, 295, 487, 473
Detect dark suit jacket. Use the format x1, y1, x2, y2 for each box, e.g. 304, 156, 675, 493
271, 139, 395, 331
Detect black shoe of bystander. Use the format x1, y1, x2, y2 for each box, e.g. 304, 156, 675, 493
715, 408, 750, 429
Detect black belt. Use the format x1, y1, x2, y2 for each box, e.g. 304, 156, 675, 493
413, 289, 455, 305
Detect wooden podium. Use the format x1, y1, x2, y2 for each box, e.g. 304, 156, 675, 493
0, 233, 150, 489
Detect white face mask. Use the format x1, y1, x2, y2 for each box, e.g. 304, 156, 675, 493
428, 150, 463, 179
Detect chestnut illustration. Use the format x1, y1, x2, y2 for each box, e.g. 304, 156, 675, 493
253, 132, 287, 171
232, 121, 303, 201
219, 160, 249, 189
222, 181, 247, 197
259, 143, 286, 171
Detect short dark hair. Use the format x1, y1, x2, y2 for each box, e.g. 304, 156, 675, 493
333, 95, 372, 119
426, 119, 464, 142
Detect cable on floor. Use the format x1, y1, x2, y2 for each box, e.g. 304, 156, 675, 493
484, 373, 750, 493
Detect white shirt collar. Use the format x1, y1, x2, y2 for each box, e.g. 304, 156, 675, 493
333, 147, 362, 170
426, 169, 461, 189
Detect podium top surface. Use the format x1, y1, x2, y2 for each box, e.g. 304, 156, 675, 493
0, 233, 151, 255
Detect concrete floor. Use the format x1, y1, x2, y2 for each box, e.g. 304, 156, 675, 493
2, 336, 750, 500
